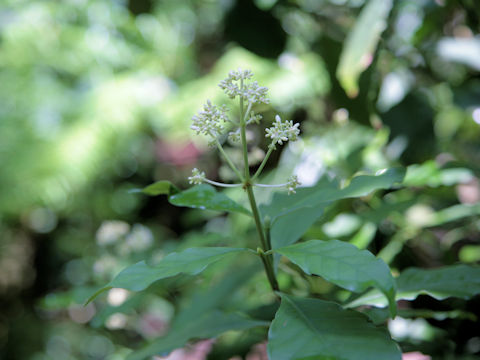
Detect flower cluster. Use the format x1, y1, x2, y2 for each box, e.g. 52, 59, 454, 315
191, 100, 229, 137
218, 69, 253, 99
246, 111, 262, 125
228, 129, 241, 143
190, 69, 302, 196
265, 115, 300, 149
218, 69, 269, 104
188, 168, 205, 185
286, 175, 301, 195
243, 81, 269, 104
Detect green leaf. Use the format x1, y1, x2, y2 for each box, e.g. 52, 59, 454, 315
337, 0, 393, 97
172, 260, 262, 329
86, 247, 248, 303
268, 294, 401, 360
261, 168, 405, 249
132, 182, 251, 215
403, 160, 474, 187
90, 293, 145, 328
349, 222, 377, 249
127, 310, 268, 360
338, 168, 405, 198
397, 264, 480, 300
362, 307, 477, 326
126, 264, 265, 360
135, 180, 180, 196
169, 184, 251, 215
347, 264, 480, 309
111, 247, 248, 291
424, 203, 480, 227
276, 240, 397, 317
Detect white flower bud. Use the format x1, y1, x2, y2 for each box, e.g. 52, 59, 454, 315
286, 175, 301, 195
265, 115, 300, 147
218, 69, 269, 104
228, 129, 241, 143
191, 100, 229, 137
188, 168, 206, 185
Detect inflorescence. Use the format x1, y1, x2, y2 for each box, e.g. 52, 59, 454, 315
265, 115, 300, 149
190, 68, 301, 194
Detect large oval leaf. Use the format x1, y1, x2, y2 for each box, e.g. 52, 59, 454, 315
126, 264, 266, 360
337, 0, 393, 97
86, 247, 248, 303
268, 294, 401, 360
133, 182, 251, 216
261, 168, 405, 249
275, 239, 397, 317
169, 184, 251, 215
397, 264, 480, 300
347, 264, 480, 309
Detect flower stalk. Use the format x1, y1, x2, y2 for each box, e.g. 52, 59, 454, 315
189, 68, 301, 293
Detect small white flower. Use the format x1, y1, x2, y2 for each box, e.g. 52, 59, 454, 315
246, 111, 262, 125
218, 78, 241, 99
228, 129, 241, 143
265, 115, 300, 147
286, 175, 301, 195
191, 101, 229, 137
188, 168, 206, 185
229, 68, 254, 81
218, 69, 269, 104
243, 81, 270, 104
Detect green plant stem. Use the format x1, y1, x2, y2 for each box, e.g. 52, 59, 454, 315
238, 80, 278, 292
243, 102, 252, 123
215, 139, 243, 180
239, 81, 250, 180
264, 217, 273, 252
259, 250, 279, 293
264, 216, 276, 280
252, 146, 274, 181
240, 125, 249, 178
246, 186, 268, 250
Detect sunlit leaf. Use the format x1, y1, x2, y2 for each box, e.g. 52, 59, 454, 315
132, 180, 180, 196
424, 203, 480, 227
276, 240, 397, 317
349, 222, 377, 249
261, 167, 405, 249
337, 0, 393, 97
268, 294, 401, 360
437, 37, 480, 71
459, 245, 480, 263
169, 184, 252, 215
322, 213, 362, 238
347, 264, 480, 308
86, 247, 249, 303
403, 161, 474, 187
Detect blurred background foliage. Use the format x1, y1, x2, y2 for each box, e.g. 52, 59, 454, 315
1, 0, 480, 359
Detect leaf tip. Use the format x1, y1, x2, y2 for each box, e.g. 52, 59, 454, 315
84, 286, 112, 306
128, 188, 143, 194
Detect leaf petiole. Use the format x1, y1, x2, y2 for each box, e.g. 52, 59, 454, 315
215, 139, 244, 181
252, 146, 274, 181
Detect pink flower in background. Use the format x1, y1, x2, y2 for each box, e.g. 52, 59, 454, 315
402, 352, 431, 360
154, 339, 214, 360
